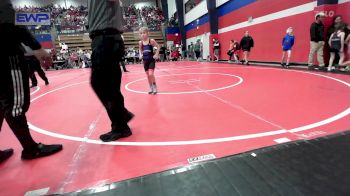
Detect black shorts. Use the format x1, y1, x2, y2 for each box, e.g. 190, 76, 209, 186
329, 48, 340, 53
242, 48, 251, 52
195, 51, 200, 58
144, 60, 155, 71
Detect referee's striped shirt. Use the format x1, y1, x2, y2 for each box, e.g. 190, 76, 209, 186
88, 0, 124, 33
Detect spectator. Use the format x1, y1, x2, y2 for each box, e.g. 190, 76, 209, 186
181, 45, 187, 60
342, 32, 350, 70
308, 12, 325, 70
327, 15, 348, 40
194, 39, 201, 61
328, 26, 345, 71
213, 39, 220, 61
239, 31, 254, 65
228, 40, 240, 63
281, 27, 295, 68
171, 48, 180, 61
159, 44, 167, 62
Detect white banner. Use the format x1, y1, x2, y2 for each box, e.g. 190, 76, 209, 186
15, 13, 51, 26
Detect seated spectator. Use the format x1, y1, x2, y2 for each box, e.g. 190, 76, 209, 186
171, 49, 181, 61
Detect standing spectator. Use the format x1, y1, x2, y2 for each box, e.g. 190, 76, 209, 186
120, 35, 129, 72
22, 43, 49, 87
239, 31, 254, 65
227, 40, 240, 63
159, 44, 166, 62
281, 27, 295, 68
171, 48, 180, 61
194, 39, 201, 61
188, 43, 193, 60
343, 32, 350, 70
165, 46, 171, 61
213, 39, 220, 61
328, 26, 345, 71
327, 15, 348, 68
308, 12, 325, 70
0, 0, 62, 162
200, 41, 203, 60
181, 45, 187, 60
88, 0, 134, 142
327, 15, 348, 40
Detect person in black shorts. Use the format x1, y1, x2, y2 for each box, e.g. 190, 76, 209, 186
138, 27, 160, 94
328, 26, 345, 71
239, 31, 254, 65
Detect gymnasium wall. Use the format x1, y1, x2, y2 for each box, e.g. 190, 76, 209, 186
34, 34, 54, 49
184, 0, 208, 25
167, 0, 177, 19
219, 0, 316, 62
218, 0, 350, 62
184, 0, 350, 63
184, 0, 257, 59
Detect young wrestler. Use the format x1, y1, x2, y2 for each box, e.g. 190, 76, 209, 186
281, 27, 295, 68
139, 27, 160, 94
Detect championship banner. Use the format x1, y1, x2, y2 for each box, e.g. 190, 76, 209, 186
15, 13, 51, 26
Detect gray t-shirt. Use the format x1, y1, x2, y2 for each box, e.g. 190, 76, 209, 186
0, 0, 15, 24
88, 0, 123, 32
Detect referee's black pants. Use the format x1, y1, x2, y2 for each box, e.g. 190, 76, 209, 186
90, 34, 129, 132
25, 56, 48, 86
0, 54, 37, 150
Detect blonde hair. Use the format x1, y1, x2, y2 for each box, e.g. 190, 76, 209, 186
139, 27, 149, 33
286, 27, 293, 34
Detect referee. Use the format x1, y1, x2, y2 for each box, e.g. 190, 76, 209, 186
88, 0, 134, 142
0, 0, 62, 162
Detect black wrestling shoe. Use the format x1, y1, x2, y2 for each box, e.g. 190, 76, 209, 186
45, 80, 49, 85
0, 149, 14, 163
318, 66, 327, 72
99, 127, 132, 142
308, 65, 315, 70
21, 143, 63, 160
125, 111, 135, 123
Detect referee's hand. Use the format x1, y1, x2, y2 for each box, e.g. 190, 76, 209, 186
34, 48, 52, 69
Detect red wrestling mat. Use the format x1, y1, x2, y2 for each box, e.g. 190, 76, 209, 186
1, 61, 349, 195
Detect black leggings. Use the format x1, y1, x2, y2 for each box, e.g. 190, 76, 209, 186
0, 54, 37, 150
195, 51, 200, 59
90, 34, 130, 132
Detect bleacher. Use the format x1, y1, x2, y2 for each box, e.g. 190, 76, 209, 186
55, 33, 91, 51
55, 31, 164, 51
124, 31, 164, 48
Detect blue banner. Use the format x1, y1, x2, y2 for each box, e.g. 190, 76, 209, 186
15, 13, 51, 26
